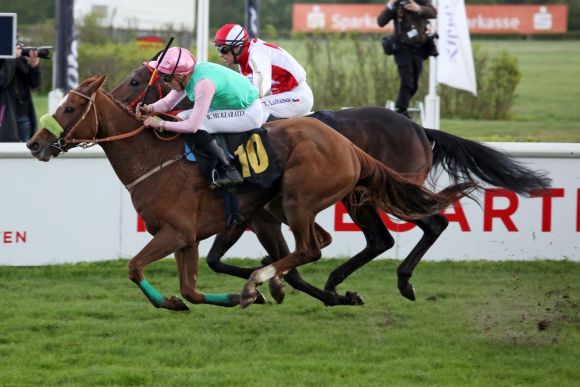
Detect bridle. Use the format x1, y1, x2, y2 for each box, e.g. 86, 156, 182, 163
126, 64, 166, 111
49, 86, 185, 191
51, 89, 146, 153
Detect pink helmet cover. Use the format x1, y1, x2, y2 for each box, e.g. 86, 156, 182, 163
148, 47, 196, 75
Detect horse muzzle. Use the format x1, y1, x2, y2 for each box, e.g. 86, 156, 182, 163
26, 132, 62, 162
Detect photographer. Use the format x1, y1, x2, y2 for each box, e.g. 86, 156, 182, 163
378, 0, 437, 118
0, 43, 41, 142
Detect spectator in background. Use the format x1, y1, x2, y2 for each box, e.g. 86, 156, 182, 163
0, 43, 41, 142
378, 0, 437, 118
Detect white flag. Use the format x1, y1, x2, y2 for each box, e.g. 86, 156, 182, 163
436, 0, 477, 95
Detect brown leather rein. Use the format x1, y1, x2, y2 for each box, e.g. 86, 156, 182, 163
62, 89, 146, 146
126, 63, 164, 110
62, 89, 178, 146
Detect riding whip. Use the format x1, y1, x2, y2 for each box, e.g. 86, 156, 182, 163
140, 36, 174, 104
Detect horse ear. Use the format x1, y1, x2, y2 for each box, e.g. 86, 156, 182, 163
94, 74, 107, 90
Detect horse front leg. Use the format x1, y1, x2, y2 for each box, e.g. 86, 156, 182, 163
176, 243, 265, 307
323, 202, 394, 305
206, 223, 260, 279
128, 225, 189, 311
250, 208, 290, 304
205, 207, 288, 304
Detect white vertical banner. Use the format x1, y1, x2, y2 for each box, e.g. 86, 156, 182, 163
437, 0, 477, 95
196, 0, 209, 62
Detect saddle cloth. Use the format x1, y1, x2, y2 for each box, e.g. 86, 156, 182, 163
185, 127, 281, 190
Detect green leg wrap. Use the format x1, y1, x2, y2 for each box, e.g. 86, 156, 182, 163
203, 293, 236, 307
138, 279, 166, 307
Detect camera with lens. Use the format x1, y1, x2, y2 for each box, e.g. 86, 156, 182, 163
21, 46, 52, 59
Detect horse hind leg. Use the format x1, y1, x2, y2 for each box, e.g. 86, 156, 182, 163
397, 213, 448, 301
240, 211, 322, 309
259, 199, 338, 305
324, 202, 395, 305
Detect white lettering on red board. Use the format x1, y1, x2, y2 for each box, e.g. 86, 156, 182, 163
136, 188, 580, 234
335, 188, 579, 233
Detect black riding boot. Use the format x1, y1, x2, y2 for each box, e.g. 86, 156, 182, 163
203, 139, 243, 189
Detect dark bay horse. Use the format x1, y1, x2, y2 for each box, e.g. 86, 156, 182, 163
27, 75, 473, 310
110, 63, 552, 306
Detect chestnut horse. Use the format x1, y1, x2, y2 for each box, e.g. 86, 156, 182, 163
110, 63, 552, 306
27, 75, 473, 310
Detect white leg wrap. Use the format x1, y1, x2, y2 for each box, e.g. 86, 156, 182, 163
254, 265, 276, 283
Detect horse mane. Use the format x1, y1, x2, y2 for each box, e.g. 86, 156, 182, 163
105, 91, 138, 120
98, 87, 139, 122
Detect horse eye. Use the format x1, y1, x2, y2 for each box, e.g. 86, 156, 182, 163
64, 106, 74, 113
130, 79, 139, 86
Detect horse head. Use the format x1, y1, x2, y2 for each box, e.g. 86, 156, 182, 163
110, 54, 194, 112
27, 74, 108, 161
110, 63, 166, 111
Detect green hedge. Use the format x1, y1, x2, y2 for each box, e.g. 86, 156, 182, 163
302, 34, 521, 119
37, 37, 521, 120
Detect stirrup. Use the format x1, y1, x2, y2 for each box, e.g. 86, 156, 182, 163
209, 168, 243, 189
209, 169, 222, 190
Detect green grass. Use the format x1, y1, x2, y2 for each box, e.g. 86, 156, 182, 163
442, 40, 580, 141
0, 258, 578, 386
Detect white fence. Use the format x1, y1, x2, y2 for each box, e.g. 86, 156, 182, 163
1, 142, 579, 265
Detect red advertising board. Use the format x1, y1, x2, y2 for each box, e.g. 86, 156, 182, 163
292, 3, 568, 34
467, 5, 567, 34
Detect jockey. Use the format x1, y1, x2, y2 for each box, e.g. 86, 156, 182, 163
214, 24, 314, 120
137, 47, 265, 189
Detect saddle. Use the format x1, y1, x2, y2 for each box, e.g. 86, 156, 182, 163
185, 127, 281, 191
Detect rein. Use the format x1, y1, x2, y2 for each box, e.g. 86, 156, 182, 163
51, 86, 185, 191
63, 90, 147, 147
126, 64, 165, 110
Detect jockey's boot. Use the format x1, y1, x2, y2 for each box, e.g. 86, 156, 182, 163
204, 139, 243, 189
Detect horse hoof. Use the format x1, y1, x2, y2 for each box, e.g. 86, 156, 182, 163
254, 291, 267, 305
332, 291, 364, 306
163, 296, 190, 311
344, 291, 364, 305
399, 283, 416, 301
268, 277, 285, 304
240, 284, 258, 309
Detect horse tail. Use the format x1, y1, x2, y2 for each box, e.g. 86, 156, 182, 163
424, 128, 552, 196
351, 145, 476, 220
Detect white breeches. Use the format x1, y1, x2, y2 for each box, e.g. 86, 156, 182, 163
260, 81, 314, 119
177, 98, 265, 134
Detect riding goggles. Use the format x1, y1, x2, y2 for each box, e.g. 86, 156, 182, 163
217, 45, 231, 55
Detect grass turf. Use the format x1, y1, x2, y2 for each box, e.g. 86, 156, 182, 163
0, 258, 578, 386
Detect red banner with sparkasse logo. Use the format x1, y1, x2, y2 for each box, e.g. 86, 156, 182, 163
292, 3, 568, 34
